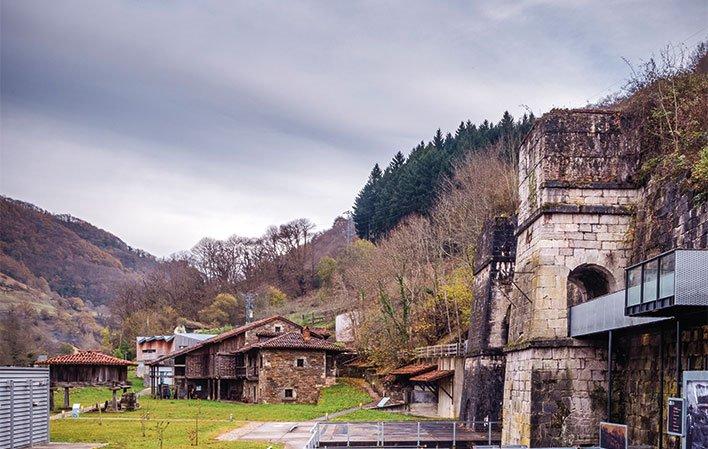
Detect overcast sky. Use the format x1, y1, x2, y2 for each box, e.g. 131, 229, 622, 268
1, 1, 706, 256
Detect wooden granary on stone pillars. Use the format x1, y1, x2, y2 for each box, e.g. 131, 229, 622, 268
36, 350, 136, 411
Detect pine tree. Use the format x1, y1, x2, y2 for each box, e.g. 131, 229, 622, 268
353, 164, 382, 239
352, 112, 536, 239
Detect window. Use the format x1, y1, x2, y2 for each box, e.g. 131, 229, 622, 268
642, 259, 658, 303
274, 325, 282, 332
626, 266, 642, 306
142, 349, 156, 353
284, 388, 294, 399
659, 252, 675, 299
296, 358, 305, 367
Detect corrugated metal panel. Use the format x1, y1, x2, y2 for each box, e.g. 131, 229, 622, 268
569, 291, 668, 337
0, 367, 50, 449
675, 250, 708, 307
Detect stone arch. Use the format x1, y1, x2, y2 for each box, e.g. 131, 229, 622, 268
567, 263, 616, 307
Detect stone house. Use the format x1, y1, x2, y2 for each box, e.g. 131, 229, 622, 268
460, 109, 707, 448
147, 315, 342, 403
237, 328, 341, 404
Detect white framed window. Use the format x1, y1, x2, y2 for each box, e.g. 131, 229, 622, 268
274, 325, 282, 332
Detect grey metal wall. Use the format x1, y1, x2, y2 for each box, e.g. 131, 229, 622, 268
569, 291, 667, 337
0, 367, 50, 449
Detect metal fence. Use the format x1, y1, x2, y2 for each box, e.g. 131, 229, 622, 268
305, 420, 500, 449
0, 367, 50, 449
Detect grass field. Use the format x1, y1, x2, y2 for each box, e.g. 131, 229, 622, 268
331, 408, 423, 422
50, 378, 371, 448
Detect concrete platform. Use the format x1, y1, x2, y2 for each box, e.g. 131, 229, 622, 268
218, 421, 316, 449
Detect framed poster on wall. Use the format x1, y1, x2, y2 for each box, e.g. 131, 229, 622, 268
668, 397, 685, 436
600, 422, 628, 449
683, 371, 708, 449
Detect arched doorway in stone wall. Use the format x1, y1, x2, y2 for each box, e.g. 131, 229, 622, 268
567, 263, 616, 307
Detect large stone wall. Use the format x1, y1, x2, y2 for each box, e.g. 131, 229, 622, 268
502, 342, 608, 447
258, 349, 327, 404
611, 322, 708, 449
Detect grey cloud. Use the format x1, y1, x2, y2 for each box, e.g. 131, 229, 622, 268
1, 0, 706, 255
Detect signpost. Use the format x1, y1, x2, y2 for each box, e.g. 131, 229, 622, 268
667, 397, 684, 436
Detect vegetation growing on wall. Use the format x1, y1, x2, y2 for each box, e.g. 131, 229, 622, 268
616, 43, 708, 200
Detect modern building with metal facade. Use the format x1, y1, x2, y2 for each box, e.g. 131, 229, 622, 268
0, 366, 50, 449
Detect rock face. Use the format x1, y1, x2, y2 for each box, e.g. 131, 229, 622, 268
463, 108, 706, 448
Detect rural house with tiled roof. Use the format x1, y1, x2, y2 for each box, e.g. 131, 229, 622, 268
147, 315, 344, 404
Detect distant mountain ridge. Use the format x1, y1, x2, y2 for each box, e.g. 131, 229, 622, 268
0, 196, 158, 305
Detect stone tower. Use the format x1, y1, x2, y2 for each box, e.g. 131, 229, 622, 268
460, 216, 516, 427
501, 110, 640, 446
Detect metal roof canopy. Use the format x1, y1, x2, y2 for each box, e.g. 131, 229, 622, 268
0, 366, 50, 449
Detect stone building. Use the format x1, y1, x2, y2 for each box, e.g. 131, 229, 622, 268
238, 328, 341, 404
461, 108, 707, 448
147, 315, 342, 404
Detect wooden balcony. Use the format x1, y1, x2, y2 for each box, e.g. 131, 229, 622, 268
235, 366, 259, 380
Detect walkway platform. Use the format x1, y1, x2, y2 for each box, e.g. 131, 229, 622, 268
314, 421, 500, 447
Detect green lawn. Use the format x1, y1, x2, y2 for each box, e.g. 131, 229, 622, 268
51, 419, 272, 449
331, 408, 432, 422
51, 379, 371, 448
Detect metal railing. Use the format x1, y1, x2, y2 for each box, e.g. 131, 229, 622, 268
414, 341, 468, 358
305, 420, 500, 448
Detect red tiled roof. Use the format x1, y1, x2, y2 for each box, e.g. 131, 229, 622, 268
311, 327, 332, 338
237, 331, 344, 353
409, 369, 454, 382
37, 351, 136, 366
148, 315, 301, 365
389, 363, 437, 376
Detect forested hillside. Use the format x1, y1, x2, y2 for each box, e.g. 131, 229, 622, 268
353, 112, 534, 240
0, 196, 157, 304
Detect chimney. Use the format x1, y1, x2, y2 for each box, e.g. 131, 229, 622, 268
302, 326, 311, 342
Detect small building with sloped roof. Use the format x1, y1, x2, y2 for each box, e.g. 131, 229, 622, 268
36, 350, 136, 410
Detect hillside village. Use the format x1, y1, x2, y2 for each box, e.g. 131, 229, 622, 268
1, 24, 707, 449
